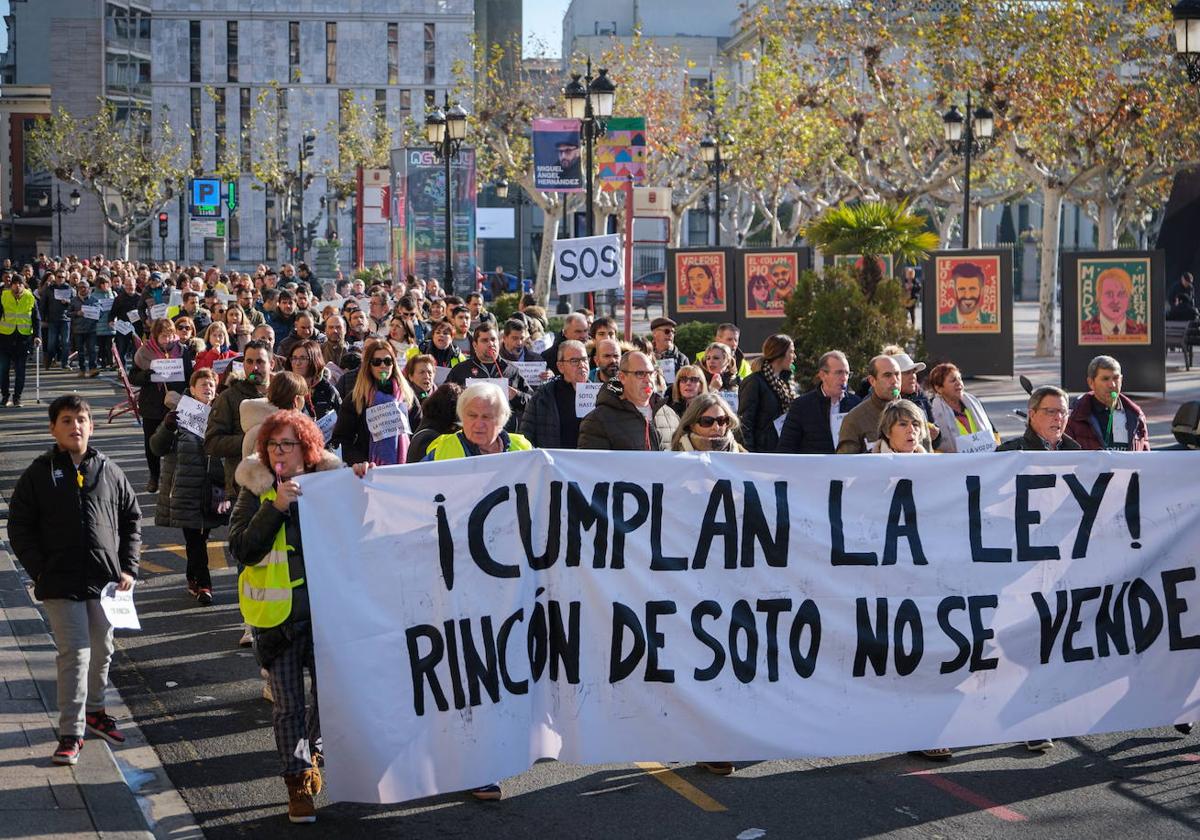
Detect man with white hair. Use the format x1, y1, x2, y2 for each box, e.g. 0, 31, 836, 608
427, 381, 532, 460
520, 339, 589, 448
540, 311, 589, 367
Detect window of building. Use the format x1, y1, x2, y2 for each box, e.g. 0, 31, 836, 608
227, 21, 238, 83
239, 87, 251, 171
424, 23, 436, 84
277, 87, 288, 160
388, 23, 399, 85
399, 89, 411, 116
288, 21, 300, 81
375, 88, 387, 119
190, 87, 202, 168
265, 189, 277, 261
687, 206, 710, 247
325, 22, 337, 85
228, 214, 240, 261
189, 20, 200, 83
213, 88, 226, 167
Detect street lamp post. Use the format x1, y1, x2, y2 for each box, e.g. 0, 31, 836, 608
1173, 0, 1200, 83
39, 186, 81, 258
942, 93, 994, 249
562, 59, 616, 237
494, 179, 531, 287
699, 133, 729, 247
425, 93, 469, 295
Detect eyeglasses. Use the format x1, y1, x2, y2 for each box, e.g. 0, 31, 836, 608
370, 358, 395, 367
290, 355, 309, 363
621, 369, 654, 379
657, 328, 676, 334
561, 357, 589, 366
1036, 408, 1068, 418
696, 415, 731, 428
266, 439, 299, 453
678, 376, 703, 385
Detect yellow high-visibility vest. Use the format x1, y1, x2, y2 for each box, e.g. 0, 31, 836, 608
430, 431, 532, 460
0, 289, 34, 335
237, 488, 303, 628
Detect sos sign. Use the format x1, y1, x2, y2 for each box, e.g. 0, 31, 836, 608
553, 233, 624, 294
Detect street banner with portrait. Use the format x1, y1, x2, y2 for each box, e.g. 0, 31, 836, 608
532, 119, 583, 193
394, 147, 477, 286
596, 117, 647, 190
673, 251, 728, 313
922, 250, 1014, 377
1060, 250, 1165, 393
298, 449, 1200, 804
934, 255, 1002, 333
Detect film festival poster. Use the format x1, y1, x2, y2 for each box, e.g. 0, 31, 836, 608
1077, 257, 1152, 345
675, 251, 727, 313
532, 118, 583, 193
935, 255, 1002, 334
831, 253, 894, 279
744, 251, 800, 319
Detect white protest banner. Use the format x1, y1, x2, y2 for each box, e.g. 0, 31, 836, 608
434, 366, 452, 386
53, 288, 72, 302
325, 361, 344, 383
212, 356, 236, 374
175, 395, 211, 437
365, 400, 411, 439
574, 381, 602, 417
81, 305, 101, 321
298, 451, 1200, 805
553, 233, 623, 295
150, 357, 185, 383
99, 583, 140, 631
317, 410, 338, 444
113, 320, 134, 336
465, 377, 509, 394
150, 303, 169, 320
127, 309, 141, 323
509, 360, 547, 385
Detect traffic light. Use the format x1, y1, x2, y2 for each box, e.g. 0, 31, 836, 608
302, 133, 316, 160
305, 220, 319, 244
157, 212, 169, 238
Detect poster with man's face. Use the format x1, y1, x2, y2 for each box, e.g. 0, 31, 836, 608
675, 252, 726, 313
832, 254, 894, 278
1078, 257, 1151, 345
744, 252, 799, 318
532, 118, 583, 192
935, 255, 1001, 334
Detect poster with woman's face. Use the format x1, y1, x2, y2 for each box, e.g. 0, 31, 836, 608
744, 252, 799, 318
935, 255, 1001, 334
1077, 257, 1151, 345
675, 252, 726, 313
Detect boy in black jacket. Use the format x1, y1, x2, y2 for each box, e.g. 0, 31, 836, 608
8, 395, 141, 765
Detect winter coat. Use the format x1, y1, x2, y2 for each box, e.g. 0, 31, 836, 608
776, 387, 862, 454
519, 376, 580, 449
108, 289, 143, 335
578, 380, 679, 451
995, 428, 1082, 452
40, 282, 72, 323
129, 340, 193, 422
737, 370, 794, 453
307, 375, 341, 420
445, 355, 531, 431
205, 375, 266, 496
228, 451, 344, 628
1065, 392, 1151, 451
68, 295, 95, 335
150, 412, 226, 530
407, 424, 459, 463
330, 387, 423, 466
8, 446, 141, 601
89, 290, 117, 336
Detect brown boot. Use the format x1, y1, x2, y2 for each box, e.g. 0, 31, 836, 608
284, 772, 317, 823
305, 765, 323, 796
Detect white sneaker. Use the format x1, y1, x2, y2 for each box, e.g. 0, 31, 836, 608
239, 626, 253, 647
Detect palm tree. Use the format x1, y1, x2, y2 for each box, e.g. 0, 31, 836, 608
804, 200, 940, 299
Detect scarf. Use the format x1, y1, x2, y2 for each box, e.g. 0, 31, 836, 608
761, 364, 794, 412
688, 432, 737, 452
367, 379, 409, 467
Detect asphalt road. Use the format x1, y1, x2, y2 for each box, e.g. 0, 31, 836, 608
2, 330, 1200, 838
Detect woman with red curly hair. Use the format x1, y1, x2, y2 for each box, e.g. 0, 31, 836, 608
228, 409, 368, 824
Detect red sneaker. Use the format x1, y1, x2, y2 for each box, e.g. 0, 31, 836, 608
85, 710, 125, 745
52, 735, 84, 765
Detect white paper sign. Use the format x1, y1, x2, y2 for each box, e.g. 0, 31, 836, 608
168, 289, 183, 307
212, 357, 235, 374
113, 320, 134, 336
81, 305, 101, 321
127, 309, 141, 323
296, 451, 1200, 805
575, 381, 602, 417
175, 395, 211, 437
956, 429, 996, 454
230, 361, 244, 377
434, 366, 452, 386
510, 361, 547, 385
317, 410, 338, 444
453, 338, 471, 355
325, 361, 344, 382
150, 303, 169, 320
53, 288, 72, 302
553, 233, 624, 295
718, 389, 739, 413
365, 400, 411, 439
150, 357, 185, 383
658, 358, 676, 385
98, 296, 115, 311
99, 582, 140, 631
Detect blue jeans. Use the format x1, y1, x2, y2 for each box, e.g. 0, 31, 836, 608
46, 321, 70, 367
75, 331, 98, 372
0, 334, 30, 398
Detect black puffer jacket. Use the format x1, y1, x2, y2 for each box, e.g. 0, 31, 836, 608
150, 413, 227, 530
738, 370, 794, 453
129, 341, 194, 421
8, 447, 141, 600
577, 380, 679, 451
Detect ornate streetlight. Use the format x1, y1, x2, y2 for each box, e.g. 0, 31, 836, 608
425, 94, 469, 294
1173, 0, 1200, 83
699, 133, 730, 247
39, 186, 81, 257
563, 59, 616, 237
942, 94, 994, 249
494, 178, 531, 287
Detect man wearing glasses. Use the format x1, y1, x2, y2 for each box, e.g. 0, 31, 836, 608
205, 339, 274, 499
519, 339, 589, 449
996, 385, 1079, 452
578, 351, 679, 451
649, 317, 688, 387
777, 350, 862, 454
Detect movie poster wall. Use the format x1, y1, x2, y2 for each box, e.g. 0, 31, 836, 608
737, 248, 812, 351
921, 250, 1014, 377
666, 248, 736, 326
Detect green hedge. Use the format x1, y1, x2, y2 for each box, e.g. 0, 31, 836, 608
673, 321, 718, 361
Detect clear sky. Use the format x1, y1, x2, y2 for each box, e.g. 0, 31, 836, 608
524, 0, 572, 58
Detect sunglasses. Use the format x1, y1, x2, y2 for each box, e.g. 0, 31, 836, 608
678, 376, 703, 385
370, 357, 395, 367
695, 415, 730, 428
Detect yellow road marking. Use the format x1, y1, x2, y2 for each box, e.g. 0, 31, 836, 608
138, 560, 172, 574
634, 762, 728, 812
141, 541, 228, 572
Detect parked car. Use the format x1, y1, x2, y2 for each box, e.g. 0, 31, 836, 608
477, 272, 529, 300
614, 270, 665, 312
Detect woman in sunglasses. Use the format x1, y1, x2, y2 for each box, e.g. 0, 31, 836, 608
330, 338, 421, 466
668, 363, 708, 418
670, 392, 745, 454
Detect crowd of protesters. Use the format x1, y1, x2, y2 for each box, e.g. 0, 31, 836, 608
0, 252, 1163, 823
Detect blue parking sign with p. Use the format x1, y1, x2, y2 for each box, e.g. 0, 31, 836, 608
191, 178, 220, 208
